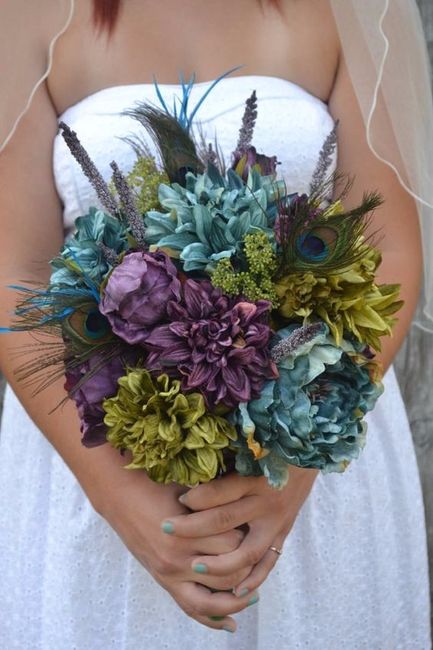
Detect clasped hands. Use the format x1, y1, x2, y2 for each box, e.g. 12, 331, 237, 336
158, 468, 318, 632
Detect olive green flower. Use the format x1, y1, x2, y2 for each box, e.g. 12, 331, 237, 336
274, 244, 403, 351
212, 231, 280, 306
102, 369, 237, 485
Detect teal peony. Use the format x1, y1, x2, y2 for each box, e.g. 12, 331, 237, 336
50, 208, 129, 288
233, 323, 384, 488
144, 165, 285, 273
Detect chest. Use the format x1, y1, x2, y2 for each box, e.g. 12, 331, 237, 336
47, 0, 340, 115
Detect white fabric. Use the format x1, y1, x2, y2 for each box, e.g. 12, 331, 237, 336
0, 76, 430, 649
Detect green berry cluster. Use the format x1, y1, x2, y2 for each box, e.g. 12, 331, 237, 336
212, 231, 280, 306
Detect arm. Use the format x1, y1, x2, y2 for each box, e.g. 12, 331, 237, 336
165, 50, 423, 596
0, 82, 256, 632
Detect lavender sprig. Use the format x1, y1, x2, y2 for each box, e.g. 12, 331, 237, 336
109, 161, 147, 246
271, 323, 324, 364
97, 241, 119, 266
59, 122, 118, 215
309, 120, 339, 196
235, 90, 258, 153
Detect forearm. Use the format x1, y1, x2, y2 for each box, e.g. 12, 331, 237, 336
376, 246, 422, 373
0, 283, 144, 513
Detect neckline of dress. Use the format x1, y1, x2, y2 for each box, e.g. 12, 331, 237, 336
57, 74, 328, 120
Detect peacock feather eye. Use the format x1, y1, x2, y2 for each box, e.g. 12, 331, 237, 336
83, 308, 111, 340
62, 302, 114, 349
296, 226, 338, 263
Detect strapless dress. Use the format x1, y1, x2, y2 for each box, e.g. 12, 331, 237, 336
0, 75, 430, 649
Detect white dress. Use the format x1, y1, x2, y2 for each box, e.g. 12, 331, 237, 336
0, 76, 430, 650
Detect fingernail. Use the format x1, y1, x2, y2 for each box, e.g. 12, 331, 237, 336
223, 625, 235, 633
178, 494, 187, 504
193, 563, 208, 574
209, 616, 225, 621
238, 587, 249, 598
161, 521, 174, 534
247, 593, 259, 607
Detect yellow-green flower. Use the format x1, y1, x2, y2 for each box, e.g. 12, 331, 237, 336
274, 244, 403, 351
102, 369, 237, 485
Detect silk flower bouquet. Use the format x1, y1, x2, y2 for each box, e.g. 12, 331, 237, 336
5, 72, 402, 489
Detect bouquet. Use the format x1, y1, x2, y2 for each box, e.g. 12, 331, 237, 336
5, 72, 403, 488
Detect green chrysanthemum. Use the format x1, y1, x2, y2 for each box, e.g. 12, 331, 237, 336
274, 244, 403, 351
212, 231, 280, 306
103, 369, 237, 485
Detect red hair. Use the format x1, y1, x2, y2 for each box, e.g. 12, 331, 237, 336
93, 0, 281, 33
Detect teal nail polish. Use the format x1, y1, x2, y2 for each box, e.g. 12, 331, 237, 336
193, 563, 208, 574
223, 626, 235, 633
238, 588, 249, 598
161, 521, 174, 534
209, 616, 225, 621
247, 594, 259, 607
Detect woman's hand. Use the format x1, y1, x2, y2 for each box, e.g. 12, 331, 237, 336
161, 468, 318, 597
97, 465, 259, 633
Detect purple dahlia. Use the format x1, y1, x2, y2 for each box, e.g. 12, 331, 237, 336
144, 279, 277, 409
99, 250, 181, 345
64, 351, 140, 447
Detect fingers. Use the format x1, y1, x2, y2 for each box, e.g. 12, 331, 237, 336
194, 528, 245, 555
195, 614, 237, 634
180, 474, 255, 511
162, 495, 260, 538
176, 581, 259, 624
191, 565, 252, 592
234, 532, 286, 596
190, 522, 274, 577
173, 583, 237, 633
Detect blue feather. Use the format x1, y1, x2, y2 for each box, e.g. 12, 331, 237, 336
153, 65, 244, 132
62, 245, 101, 302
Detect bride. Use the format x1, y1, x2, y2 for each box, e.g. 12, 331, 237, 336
0, 0, 431, 647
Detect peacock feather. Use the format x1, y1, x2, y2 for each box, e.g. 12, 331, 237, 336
123, 103, 204, 185
123, 67, 242, 185
275, 176, 383, 278
3, 282, 124, 397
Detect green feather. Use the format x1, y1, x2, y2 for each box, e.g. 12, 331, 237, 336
124, 104, 203, 185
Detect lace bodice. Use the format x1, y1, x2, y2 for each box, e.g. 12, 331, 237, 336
52, 75, 337, 231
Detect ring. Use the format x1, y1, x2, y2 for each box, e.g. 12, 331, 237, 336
269, 545, 283, 556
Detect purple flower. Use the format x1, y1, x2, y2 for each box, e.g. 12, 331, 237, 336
99, 251, 182, 345
64, 351, 140, 447
274, 194, 321, 245
231, 145, 278, 182
145, 280, 277, 409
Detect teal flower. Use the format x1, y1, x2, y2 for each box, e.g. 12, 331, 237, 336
144, 166, 285, 273
233, 323, 383, 488
50, 208, 129, 288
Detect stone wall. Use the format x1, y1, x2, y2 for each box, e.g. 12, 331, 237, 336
394, 0, 433, 621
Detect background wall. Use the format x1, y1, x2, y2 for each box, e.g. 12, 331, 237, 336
0, 0, 432, 622
393, 0, 433, 622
